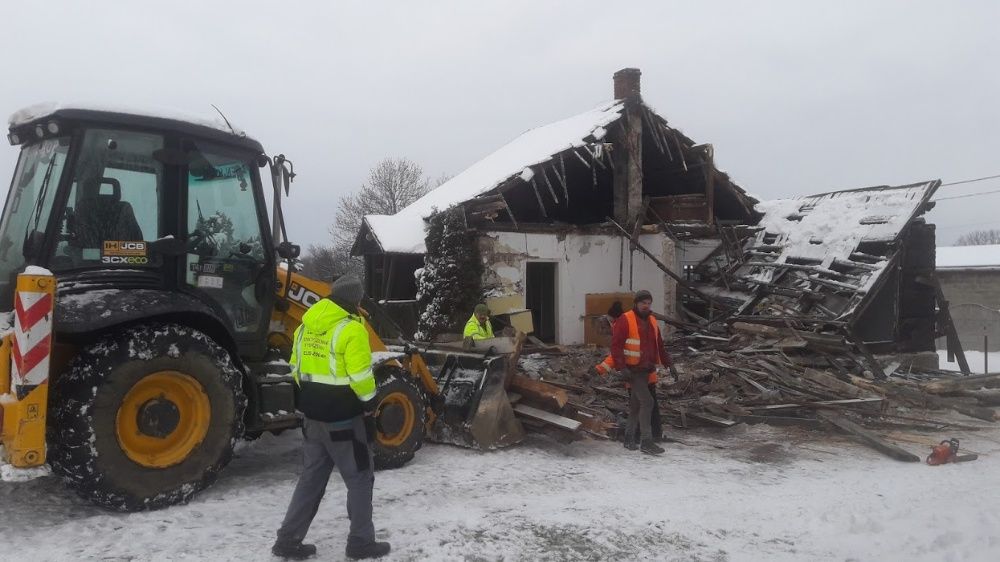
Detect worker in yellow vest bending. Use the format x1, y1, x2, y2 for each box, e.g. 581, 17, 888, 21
463, 303, 494, 341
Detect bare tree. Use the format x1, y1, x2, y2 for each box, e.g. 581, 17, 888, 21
298, 244, 339, 282
433, 173, 453, 188
956, 229, 1000, 246
324, 158, 435, 278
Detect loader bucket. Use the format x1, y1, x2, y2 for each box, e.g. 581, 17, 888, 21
425, 351, 524, 450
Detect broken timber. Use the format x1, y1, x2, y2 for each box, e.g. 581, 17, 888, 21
607, 216, 727, 310
816, 410, 920, 462
513, 404, 582, 432
508, 374, 569, 410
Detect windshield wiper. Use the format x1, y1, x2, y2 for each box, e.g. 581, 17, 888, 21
21, 149, 59, 257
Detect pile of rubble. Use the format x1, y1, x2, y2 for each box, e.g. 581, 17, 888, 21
507, 323, 999, 462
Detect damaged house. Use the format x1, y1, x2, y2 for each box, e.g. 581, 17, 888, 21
353, 68, 959, 368
353, 68, 757, 344
700, 182, 955, 372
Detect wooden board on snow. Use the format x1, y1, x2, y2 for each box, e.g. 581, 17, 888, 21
513, 404, 582, 432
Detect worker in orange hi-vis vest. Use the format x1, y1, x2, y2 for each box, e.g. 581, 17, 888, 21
594, 302, 670, 447
603, 290, 670, 455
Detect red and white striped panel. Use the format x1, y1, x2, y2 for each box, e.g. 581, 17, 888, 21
11, 290, 53, 388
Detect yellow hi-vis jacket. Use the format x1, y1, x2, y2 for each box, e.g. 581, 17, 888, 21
290, 298, 376, 422
463, 314, 494, 340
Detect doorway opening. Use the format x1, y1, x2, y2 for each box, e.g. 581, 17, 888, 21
526, 262, 557, 343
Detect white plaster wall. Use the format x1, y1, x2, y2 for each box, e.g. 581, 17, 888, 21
480, 231, 676, 345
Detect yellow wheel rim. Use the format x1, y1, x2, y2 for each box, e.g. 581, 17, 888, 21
376, 391, 416, 447
115, 371, 211, 468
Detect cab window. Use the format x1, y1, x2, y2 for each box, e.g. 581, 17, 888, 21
185, 143, 267, 334
51, 129, 163, 270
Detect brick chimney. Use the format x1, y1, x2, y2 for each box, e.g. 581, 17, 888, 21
613, 68, 641, 101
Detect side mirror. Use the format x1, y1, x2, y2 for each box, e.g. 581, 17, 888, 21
276, 241, 300, 260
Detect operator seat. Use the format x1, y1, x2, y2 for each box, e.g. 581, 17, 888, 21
74, 178, 144, 248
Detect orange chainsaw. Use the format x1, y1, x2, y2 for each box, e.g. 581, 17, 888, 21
926, 438, 979, 465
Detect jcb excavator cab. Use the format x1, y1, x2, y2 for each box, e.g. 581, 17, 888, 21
2, 106, 277, 345
1, 104, 519, 511
0, 105, 293, 509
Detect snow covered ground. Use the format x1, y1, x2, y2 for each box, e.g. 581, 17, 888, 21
938, 350, 1000, 375
2, 423, 1000, 562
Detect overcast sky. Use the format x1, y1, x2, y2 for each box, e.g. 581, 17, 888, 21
3, 0, 998, 248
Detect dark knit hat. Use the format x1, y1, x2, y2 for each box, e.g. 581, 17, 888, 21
634, 289, 653, 303
330, 274, 364, 305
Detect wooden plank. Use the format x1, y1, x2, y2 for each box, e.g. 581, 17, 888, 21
687, 412, 736, 427
737, 414, 823, 429
919, 374, 1000, 395
513, 404, 581, 432
927, 273, 971, 375
749, 398, 884, 413
847, 375, 888, 396
584, 292, 635, 316
594, 385, 629, 400
543, 379, 587, 393
503, 332, 527, 389
508, 374, 569, 410
566, 400, 606, 417
956, 389, 1000, 406
800, 368, 873, 399
816, 411, 920, 462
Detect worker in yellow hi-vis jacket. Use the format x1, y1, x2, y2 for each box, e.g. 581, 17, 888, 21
274, 275, 391, 561
463, 303, 494, 341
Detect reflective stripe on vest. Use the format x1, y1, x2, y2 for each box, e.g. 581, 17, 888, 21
622, 310, 659, 366
293, 318, 352, 385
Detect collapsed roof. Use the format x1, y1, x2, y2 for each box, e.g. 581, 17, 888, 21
705, 181, 941, 340
355, 98, 757, 255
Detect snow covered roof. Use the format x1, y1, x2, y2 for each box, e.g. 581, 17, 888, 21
754, 181, 940, 270
362, 100, 625, 254
937, 244, 1000, 270
8, 102, 259, 148
729, 181, 941, 327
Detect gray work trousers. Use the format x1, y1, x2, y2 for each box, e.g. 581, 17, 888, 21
276, 416, 376, 548
624, 370, 654, 442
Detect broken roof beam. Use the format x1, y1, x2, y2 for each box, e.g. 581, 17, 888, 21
816, 410, 920, 462
607, 216, 728, 310
500, 193, 518, 228
528, 177, 548, 218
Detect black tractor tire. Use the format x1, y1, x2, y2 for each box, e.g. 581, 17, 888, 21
371, 365, 428, 470
48, 323, 246, 511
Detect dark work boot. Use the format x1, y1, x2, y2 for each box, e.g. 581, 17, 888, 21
271, 541, 317, 560
640, 439, 665, 456
623, 436, 639, 451
346, 541, 391, 560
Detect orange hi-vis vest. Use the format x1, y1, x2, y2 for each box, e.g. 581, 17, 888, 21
621, 310, 660, 366
595, 310, 660, 384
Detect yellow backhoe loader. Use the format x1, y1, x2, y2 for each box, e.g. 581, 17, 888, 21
0, 105, 520, 511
